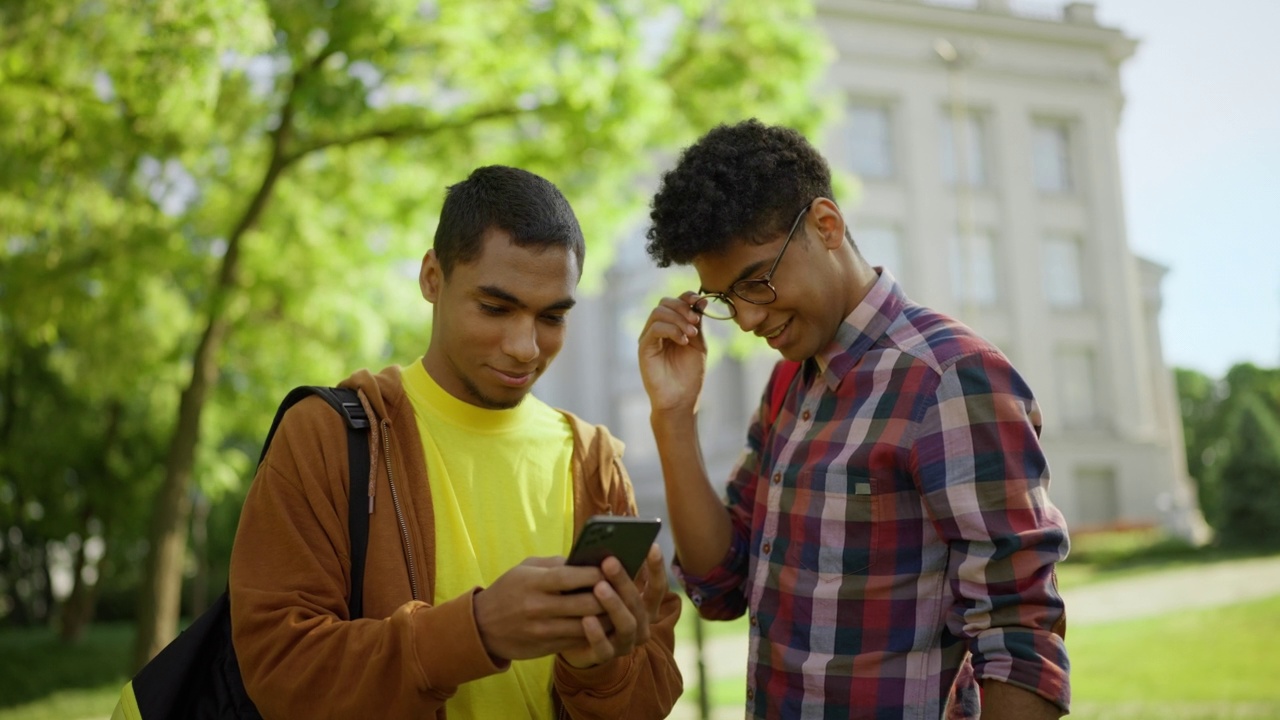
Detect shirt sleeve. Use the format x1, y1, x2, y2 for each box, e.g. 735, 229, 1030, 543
908, 350, 1071, 712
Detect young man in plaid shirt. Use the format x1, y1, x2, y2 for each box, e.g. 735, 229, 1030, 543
637, 120, 1070, 719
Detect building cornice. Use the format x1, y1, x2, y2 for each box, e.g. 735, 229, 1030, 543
817, 0, 1138, 63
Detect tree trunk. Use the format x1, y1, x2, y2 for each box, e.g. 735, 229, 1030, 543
130, 101, 297, 670
61, 405, 120, 643
131, 312, 227, 669
58, 531, 97, 644
35, 542, 53, 623
189, 490, 211, 618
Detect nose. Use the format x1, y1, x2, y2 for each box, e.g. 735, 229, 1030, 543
733, 302, 769, 334
502, 317, 539, 364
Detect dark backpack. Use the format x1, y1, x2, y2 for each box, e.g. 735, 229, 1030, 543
114, 386, 372, 720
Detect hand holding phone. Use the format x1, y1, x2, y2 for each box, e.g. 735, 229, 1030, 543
558, 518, 668, 668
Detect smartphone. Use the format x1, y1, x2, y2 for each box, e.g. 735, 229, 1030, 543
566, 515, 662, 579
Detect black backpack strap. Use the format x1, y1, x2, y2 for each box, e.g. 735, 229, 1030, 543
259, 386, 372, 619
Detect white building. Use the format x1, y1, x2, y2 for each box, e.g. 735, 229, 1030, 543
538, 0, 1210, 544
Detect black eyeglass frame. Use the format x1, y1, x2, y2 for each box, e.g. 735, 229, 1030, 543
696, 201, 813, 320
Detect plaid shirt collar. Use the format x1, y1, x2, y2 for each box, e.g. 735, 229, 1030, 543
813, 268, 905, 390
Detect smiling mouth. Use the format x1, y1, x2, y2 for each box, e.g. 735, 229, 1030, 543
492, 367, 535, 385
760, 320, 788, 340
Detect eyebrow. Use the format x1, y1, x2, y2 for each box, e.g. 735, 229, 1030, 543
478, 285, 577, 312
699, 259, 771, 295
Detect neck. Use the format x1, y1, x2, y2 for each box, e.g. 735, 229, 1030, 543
840, 249, 880, 319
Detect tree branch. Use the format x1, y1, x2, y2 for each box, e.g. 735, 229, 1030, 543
281, 104, 538, 165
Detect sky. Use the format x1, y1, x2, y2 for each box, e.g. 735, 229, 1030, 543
1091, 0, 1280, 377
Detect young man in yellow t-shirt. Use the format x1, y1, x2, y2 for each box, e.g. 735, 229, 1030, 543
229, 166, 682, 719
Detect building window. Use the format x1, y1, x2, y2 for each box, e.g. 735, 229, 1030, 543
940, 109, 987, 187
853, 224, 903, 279
1043, 233, 1085, 308
1055, 346, 1099, 427
1033, 120, 1073, 192
949, 230, 999, 307
1075, 466, 1120, 527
848, 102, 895, 180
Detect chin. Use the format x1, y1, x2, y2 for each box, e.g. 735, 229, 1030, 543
777, 348, 807, 363
478, 389, 528, 410
778, 338, 819, 363
462, 378, 530, 410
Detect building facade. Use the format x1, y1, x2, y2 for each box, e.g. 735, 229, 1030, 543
537, 0, 1210, 544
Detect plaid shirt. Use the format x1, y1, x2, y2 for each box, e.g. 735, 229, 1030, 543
677, 270, 1070, 719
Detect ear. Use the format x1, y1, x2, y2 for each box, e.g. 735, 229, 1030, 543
420, 249, 443, 303
810, 197, 847, 251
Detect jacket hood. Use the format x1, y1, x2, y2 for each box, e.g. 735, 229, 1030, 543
340, 364, 411, 426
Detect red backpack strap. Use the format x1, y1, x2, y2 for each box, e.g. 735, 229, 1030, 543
766, 360, 802, 431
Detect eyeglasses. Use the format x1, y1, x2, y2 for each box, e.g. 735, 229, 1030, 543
696, 202, 812, 320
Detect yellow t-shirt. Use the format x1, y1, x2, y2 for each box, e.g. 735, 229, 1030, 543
402, 359, 575, 719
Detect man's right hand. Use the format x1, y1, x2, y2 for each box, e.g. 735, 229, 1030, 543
472, 557, 609, 662
637, 292, 708, 415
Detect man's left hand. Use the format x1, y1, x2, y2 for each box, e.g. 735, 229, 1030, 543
559, 544, 667, 668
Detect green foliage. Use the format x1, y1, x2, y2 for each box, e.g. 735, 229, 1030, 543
1, 0, 831, 628
1175, 367, 1223, 519
1175, 363, 1280, 541
0, 343, 166, 625
1214, 394, 1280, 549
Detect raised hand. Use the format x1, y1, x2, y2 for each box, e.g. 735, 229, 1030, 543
637, 292, 708, 415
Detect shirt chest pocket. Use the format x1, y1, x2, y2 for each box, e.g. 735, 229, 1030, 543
781, 469, 880, 578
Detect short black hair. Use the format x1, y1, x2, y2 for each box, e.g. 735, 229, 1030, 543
646, 119, 835, 267
434, 165, 585, 277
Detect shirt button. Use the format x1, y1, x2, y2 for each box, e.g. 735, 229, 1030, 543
750, 614, 758, 627
801, 409, 812, 421
762, 542, 771, 554
747, 687, 755, 701
772, 472, 781, 485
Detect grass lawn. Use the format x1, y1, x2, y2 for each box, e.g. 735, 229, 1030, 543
0, 622, 130, 720
1069, 594, 1280, 715
672, 593, 1280, 719
6, 530, 1279, 720
670, 601, 750, 716
0, 687, 120, 720
670, 530, 1280, 719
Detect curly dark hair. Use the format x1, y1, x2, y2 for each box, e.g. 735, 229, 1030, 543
646, 119, 834, 267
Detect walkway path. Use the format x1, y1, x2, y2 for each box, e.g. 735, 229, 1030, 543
1061, 554, 1280, 626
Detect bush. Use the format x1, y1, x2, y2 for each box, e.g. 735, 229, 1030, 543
1215, 394, 1280, 549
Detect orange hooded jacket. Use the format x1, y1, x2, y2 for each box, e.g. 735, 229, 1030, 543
229, 365, 682, 719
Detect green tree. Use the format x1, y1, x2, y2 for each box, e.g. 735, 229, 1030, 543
1175, 367, 1225, 522
1174, 364, 1280, 535
1220, 364, 1280, 417
1, 0, 831, 666
1214, 393, 1280, 549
